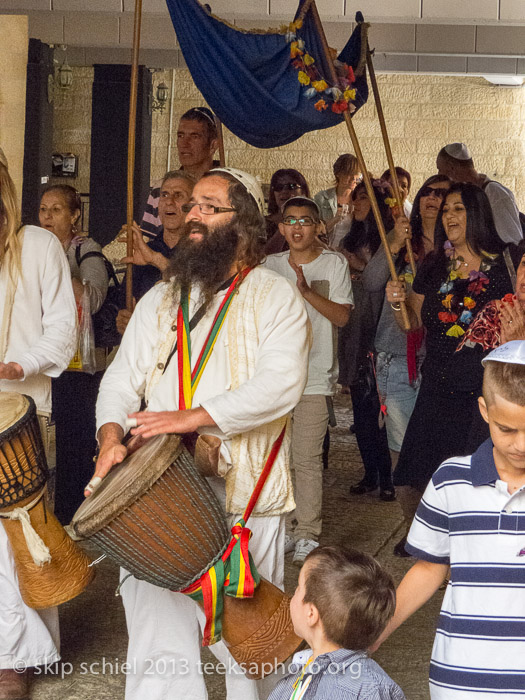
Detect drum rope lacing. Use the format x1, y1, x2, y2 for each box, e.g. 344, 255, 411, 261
0, 487, 51, 566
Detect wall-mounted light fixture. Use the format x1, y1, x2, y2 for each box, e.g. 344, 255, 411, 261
48, 45, 74, 103
151, 82, 169, 114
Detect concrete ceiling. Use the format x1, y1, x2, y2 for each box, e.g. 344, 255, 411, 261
2, 0, 525, 76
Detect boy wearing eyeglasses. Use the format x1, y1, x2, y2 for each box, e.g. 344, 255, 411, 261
263, 196, 353, 564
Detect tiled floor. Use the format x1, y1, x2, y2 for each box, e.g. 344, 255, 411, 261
31, 392, 440, 699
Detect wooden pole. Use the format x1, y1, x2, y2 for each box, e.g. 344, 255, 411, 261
214, 115, 226, 167
366, 47, 417, 276
125, 0, 143, 312
309, 1, 410, 330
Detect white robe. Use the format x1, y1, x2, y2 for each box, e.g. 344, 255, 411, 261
96, 266, 310, 699
0, 226, 77, 669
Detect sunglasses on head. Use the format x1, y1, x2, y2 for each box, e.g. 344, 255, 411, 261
420, 185, 449, 199
273, 182, 303, 193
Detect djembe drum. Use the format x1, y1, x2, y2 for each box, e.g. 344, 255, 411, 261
0, 392, 94, 608
71, 433, 303, 678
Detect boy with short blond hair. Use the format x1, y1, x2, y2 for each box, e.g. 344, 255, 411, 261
374, 340, 525, 698
263, 197, 353, 564
268, 546, 405, 699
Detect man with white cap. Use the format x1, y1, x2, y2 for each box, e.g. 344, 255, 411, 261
89, 168, 310, 700
373, 340, 525, 698
436, 142, 522, 245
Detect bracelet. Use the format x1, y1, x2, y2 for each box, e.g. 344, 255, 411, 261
390, 302, 402, 311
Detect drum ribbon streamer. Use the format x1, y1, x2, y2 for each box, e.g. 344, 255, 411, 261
175, 266, 286, 646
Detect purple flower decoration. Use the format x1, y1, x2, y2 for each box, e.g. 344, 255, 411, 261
444, 241, 454, 258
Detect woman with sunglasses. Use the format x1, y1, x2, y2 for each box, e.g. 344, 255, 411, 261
362, 176, 451, 483
385, 182, 513, 555
314, 154, 362, 238
265, 169, 310, 254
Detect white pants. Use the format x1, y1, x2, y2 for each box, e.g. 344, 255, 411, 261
0, 523, 60, 669
121, 498, 285, 700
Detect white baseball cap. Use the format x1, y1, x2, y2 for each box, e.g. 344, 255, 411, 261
482, 341, 525, 366
211, 167, 265, 214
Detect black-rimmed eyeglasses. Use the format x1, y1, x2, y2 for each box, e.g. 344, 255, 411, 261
181, 202, 237, 215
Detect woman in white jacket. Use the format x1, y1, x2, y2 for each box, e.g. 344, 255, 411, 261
0, 149, 77, 700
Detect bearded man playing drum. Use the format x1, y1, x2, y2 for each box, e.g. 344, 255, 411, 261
89, 168, 310, 700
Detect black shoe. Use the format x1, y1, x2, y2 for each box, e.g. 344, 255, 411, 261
349, 480, 378, 495
393, 535, 411, 558
380, 487, 396, 502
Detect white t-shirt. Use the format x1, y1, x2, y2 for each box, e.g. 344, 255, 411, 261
263, 249, 353, 395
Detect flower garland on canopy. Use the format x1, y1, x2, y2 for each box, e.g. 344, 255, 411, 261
437, 241, 497, 338
284, 19, 358, 114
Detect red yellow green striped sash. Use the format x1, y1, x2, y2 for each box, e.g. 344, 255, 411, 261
182, 425, 287, 646
177, 269, 250, 410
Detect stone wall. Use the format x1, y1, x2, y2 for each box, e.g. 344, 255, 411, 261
0, 16, 28, 199
52, 68, 525, 216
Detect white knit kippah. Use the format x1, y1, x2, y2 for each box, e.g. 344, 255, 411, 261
482, 340, 525, 366
211, 167, 265, 214
444, 142, 472, 161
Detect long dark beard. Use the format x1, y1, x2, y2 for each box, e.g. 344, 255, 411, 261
167, 221, 239, 310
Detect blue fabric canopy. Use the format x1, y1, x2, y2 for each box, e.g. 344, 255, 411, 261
164, 0, 368, 148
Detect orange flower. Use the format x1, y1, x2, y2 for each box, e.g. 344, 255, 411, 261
463, 297, 476, 309
442, 293, 454, 309
315, 99, 328, 111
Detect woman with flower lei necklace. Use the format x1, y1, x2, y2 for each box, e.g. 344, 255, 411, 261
361, 175, 451, 513
385, 182, 512, 556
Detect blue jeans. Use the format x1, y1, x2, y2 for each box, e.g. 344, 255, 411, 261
376, 352, 421, 453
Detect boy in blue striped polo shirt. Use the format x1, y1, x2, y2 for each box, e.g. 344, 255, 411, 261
268, 546, 405, 700
373, 340, 525, 698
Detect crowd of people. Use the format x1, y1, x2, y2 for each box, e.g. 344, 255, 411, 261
2, 102, 525, 700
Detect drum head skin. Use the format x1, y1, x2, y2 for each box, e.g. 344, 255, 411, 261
72, 434, 182, 538
0, 392, 30, 432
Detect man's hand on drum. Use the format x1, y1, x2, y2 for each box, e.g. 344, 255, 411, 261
0, 362, 24, 380
386, 279, 407, 304
128, 406, 215, 439
84, 423, 128, 497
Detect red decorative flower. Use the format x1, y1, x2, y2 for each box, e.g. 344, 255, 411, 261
438, 311, 458, 323
347, 65, 355, 82
331, 99, 348, 114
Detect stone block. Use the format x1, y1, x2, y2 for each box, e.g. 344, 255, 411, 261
488, 139, 525, 157
368, 23, 416, 53
404, 119, 448, 139
120, 13, 178, 49
470, 120, 510, 139
64, 12, 119, 46
54, 0, 121, 10
1, 0, 50, 8
123, 0, 169, 12
476, 25, 525, 56
447, 121, 476, 142
467, 56, 518, 75
501, 0, 525, 21
345, 0, 420, 20
390, 138, 422, 156
422, 0, 497, 20
417, 55, 467, 75
504, 156, 525, 178
27, 10, 64, 43
416, 24, 475, 54
377, 84, 431, 103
